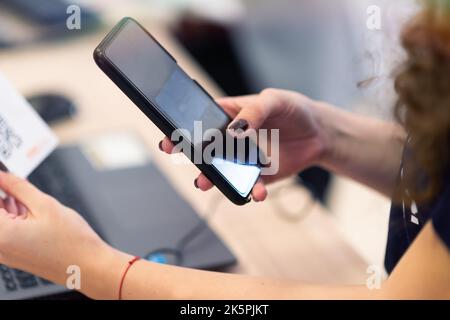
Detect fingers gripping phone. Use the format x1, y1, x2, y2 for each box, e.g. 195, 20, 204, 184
94, 18, 261, 205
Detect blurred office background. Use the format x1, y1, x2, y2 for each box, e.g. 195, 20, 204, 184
0, 0, 419, 268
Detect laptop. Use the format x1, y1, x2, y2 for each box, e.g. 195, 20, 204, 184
0, 139, 236, 300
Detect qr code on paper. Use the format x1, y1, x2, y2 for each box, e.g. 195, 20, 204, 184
0, 115, 22, 160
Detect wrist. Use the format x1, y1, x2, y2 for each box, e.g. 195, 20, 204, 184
310, 100, 338, 169
78, 243, 133, 299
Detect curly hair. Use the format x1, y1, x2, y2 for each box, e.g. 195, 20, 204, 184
394, 0, 450, 203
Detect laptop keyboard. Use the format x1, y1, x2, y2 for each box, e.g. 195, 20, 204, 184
0, 265, 52, 292
1, 151, 90, 294
28, 152, 90, 215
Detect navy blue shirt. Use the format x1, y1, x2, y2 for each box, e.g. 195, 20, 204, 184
385, 165, 450, 274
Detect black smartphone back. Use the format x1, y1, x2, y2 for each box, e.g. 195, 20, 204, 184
94, 18, 260, 205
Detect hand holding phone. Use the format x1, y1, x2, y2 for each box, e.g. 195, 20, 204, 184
158, 97, 269, 202
94, 18, 262, 205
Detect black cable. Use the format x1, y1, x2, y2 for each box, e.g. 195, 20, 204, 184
176, 219, 210, 253
145, 180, 320, 265
144, 195, 223, 265
270, 178, 319, 223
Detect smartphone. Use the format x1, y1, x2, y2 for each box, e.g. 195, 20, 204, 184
94, 18, 261, 205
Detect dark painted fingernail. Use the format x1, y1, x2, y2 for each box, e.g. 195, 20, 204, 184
194, 179, 199, 189
228, 119, 249, 133
158, 141, 163, 151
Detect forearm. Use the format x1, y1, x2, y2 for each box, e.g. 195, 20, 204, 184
81, 246, 381, 300
315, 101, 406, 197
122, 265, 377, 300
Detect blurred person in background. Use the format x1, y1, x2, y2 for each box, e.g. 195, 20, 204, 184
0, 0, 448, 299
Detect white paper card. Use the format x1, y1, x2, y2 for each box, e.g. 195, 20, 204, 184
0, 73, 58, 178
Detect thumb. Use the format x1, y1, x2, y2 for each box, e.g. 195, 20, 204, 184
227, 101, 269, 137
0, 171, 46, 210
225, 91, 281, 137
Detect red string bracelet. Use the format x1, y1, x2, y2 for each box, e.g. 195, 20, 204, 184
118, 256, 141, 300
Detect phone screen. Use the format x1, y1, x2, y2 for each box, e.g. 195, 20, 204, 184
103, 20, 260, 196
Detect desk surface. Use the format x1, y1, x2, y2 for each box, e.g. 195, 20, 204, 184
0, 22, 368, 285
